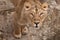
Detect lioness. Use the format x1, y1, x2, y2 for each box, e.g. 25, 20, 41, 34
13, 0, 48, 39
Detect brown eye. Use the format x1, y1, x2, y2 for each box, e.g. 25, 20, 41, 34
30, 13, 34, 17
40, 13, 43, 15
30, 13, 33, 16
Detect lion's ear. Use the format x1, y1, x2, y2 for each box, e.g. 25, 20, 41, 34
24, 2, 31, 10
41, 2, 48, 10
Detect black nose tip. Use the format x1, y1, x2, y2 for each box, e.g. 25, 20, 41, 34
34, 22, 39, 25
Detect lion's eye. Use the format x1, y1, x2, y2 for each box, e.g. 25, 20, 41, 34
40, 13, 43, 16
30, 13, 34, 17
30, 13, 33, 16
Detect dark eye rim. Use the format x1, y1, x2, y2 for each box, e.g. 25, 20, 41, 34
40, 13, 43, 15
30, 13, 34, 17
30, 13, 33, 16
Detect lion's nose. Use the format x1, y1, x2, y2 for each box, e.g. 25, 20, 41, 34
34, 21, 40, 28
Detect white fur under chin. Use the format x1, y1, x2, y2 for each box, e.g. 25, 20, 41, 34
14, 33, 22, 38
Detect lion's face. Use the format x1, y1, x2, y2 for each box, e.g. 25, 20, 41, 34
20, 1, 48, 29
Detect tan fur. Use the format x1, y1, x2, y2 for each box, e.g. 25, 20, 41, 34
13, 0, 48, 38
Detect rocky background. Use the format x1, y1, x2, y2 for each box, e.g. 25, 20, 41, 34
0, 0, 60, 40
